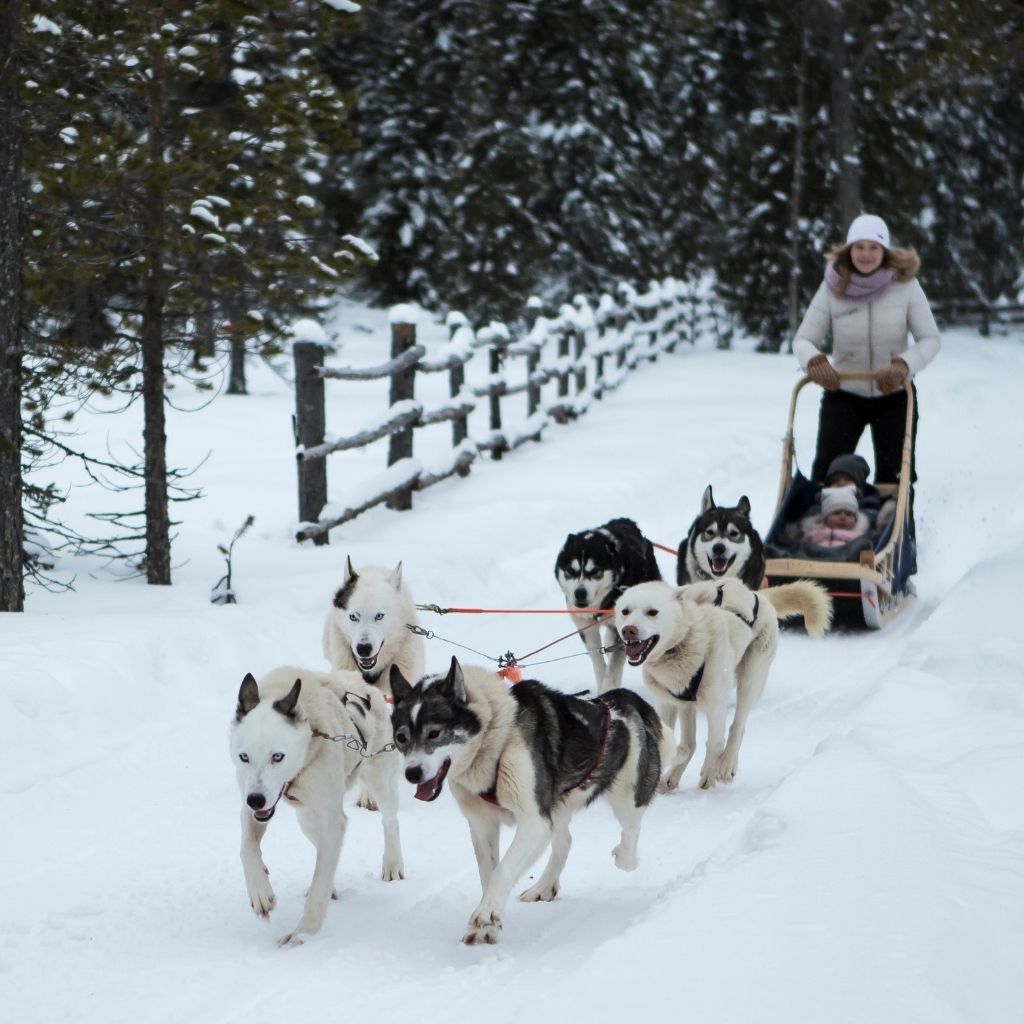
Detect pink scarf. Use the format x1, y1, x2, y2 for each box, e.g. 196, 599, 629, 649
825, 262, 895, 301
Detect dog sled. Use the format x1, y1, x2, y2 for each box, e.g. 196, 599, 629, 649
763, 372, 915, 629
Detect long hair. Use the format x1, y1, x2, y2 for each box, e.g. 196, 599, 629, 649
825, 242, 920, 297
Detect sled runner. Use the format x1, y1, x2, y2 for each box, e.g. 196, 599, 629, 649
763, 372, 915, 629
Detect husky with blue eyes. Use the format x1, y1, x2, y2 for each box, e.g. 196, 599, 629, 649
554, 518, 662, 694
229, 666, 405, 946
322, 556, 424, 698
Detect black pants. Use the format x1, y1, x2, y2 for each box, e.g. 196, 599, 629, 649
811, 386, 918, 485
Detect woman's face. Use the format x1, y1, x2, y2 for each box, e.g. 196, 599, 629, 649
850, 241, 885, 275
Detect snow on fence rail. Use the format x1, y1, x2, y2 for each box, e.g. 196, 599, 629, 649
293, 278, 723, 544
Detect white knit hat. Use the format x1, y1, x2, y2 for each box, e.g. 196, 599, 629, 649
846, 214, 890, 249
821, 486, 859, 517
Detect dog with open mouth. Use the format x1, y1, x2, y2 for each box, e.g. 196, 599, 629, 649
389, 657, 673, 946
554, 517, 662, 694
677, 485, 766, 590
615, 578, 831, 790
230, 666, 405, 946
322, 556, 424, 693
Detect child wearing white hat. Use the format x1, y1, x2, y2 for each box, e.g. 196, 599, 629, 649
799, 486, 871, 549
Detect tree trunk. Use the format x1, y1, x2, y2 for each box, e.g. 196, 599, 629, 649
0, 0, 24, 611
142, 23, 171, 585
826, 7, 862, 228
787, 11, 810, 345
227, 335, 247, 394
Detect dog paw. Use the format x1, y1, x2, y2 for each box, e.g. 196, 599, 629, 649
462, 922, 501, 945
277, 931, 305, 948
698, 771, 717, 790
612, 844, 638, 871
520, 881, 559, 902
716, 754, 738, 782
463, 907, 502, 944
660, 767, 683, 792
381, 859, 405, 882
356, 792, 379, 812
248, 881, 276, 918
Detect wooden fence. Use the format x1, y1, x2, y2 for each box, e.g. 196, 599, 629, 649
293, 278, 725, 544
931, 299, 1024, 337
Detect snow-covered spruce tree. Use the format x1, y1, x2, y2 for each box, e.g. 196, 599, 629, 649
21, 0, 364, 585
327, 0, 705, 322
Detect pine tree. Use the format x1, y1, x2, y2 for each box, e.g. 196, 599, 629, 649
22, 0, 365, 584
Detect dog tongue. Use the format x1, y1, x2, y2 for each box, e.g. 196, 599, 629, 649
414, 758, 451, 802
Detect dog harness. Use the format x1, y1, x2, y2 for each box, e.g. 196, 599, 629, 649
671, 662, 704, 702
712, 585, 760, 628
477, 701, 614, 806
666, 588, 759, 702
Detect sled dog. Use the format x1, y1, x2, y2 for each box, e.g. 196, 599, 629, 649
230, 666, 404, 946
389, 658, 673, 945
677, 485, 765, 590
322, 556, 424, 697
615, 578, 831, 790
554, 517, 662, 694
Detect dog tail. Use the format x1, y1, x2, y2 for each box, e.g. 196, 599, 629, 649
762, 580, 833, 636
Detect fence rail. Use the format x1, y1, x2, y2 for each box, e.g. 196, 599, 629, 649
932, 300, 1024, 336
293, 279, 725, 544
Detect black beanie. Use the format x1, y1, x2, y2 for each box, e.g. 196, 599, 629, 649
825, 453, 870, 491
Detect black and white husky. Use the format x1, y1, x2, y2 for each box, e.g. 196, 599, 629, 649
677, 486, 765, 590
554, 517, 662, 693
389, 658, 673, 945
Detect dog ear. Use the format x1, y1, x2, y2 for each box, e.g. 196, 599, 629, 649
273, 679, 302, 718
444, 656, 469, 704
343, 555, 358, 586
389, 561, 404, 590
737, 495, 751, 518
389, 664, 413, 705
237, 673, 260, 718
701, 485, 715, 513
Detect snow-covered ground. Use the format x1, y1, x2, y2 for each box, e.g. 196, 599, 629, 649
2, 303, 1022, 1024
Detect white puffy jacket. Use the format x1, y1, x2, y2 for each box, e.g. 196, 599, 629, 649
793, 277, 941, 398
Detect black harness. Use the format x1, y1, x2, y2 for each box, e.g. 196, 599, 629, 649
669, 588, 761, 702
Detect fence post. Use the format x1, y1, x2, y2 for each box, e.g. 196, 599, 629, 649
488, 339, 504, 461
387, 320, 416, 511
557, 323, 571, 397
573, 326, 587, 394
294, 341, 328, 545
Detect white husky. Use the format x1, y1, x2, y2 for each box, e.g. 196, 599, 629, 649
615, 578, 831, 790
229, 666, 404, 946
322, 557, 424, 697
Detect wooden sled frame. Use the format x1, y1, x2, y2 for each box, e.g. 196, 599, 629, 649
764, 371, 915, 629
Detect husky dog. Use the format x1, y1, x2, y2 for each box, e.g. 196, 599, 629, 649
677, 486, 765, 590
554, 517, 662, 694
322, 556, 424, 697
230, 666, 405, 946
389, 658, 673, 946
615, 578, 831, 790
